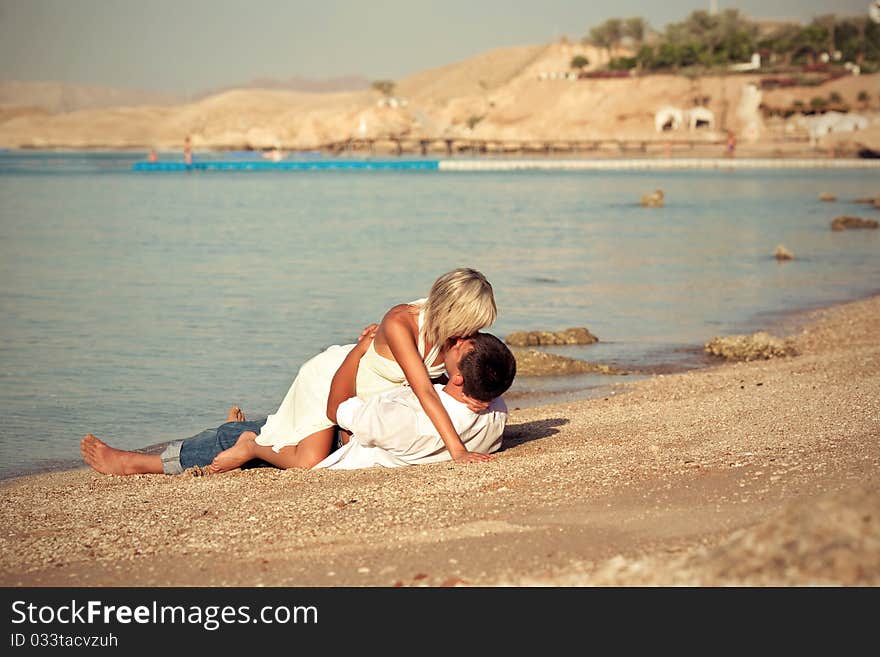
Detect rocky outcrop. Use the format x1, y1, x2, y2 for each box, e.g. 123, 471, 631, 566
818, 192, 837, 202
640, 189, 664, 207
774, 244, 794, 261
831, 215, 879, 231
512, 348, 623, 376
853, 196, 878, 204
704, 332, 797, 361
506, 327, 598, 347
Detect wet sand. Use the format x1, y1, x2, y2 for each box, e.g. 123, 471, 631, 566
1, 295, 878, 586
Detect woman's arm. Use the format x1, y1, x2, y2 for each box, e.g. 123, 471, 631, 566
382, 310, 491, 463
327, 324, 377, 424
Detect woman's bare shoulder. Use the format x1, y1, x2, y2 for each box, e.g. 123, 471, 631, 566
382, 303, 418, 324
376, 304, 419, 350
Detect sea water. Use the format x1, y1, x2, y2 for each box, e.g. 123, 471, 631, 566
0, 151, 877, 478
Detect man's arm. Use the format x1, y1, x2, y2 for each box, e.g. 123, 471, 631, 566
326, 324, 376, 424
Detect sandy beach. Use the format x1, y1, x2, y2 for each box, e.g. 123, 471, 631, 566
1, 294, 877, 587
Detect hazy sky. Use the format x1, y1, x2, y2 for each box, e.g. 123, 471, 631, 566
0, 0, 870, 95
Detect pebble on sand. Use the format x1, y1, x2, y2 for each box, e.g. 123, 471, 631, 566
704, 332, 797, 361
774, 244, 794, 261
830, 215, 880, 231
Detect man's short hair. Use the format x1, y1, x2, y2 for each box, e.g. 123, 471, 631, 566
459, 333, 516, 402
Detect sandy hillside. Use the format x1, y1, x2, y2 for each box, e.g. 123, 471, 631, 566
0, 42, 878, 150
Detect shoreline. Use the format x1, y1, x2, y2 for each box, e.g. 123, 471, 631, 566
5, 149, 880, 172
4, 286, 877, 484
1, 293, 877, 586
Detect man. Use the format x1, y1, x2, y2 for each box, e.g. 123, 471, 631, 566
319, 331, 514, 469
80, 333, 515, 475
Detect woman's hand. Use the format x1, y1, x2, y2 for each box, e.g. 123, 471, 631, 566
452, 450, 493, 464
355, 324, 378, 352
462, 394, 491, 413
358, 323, 378, 342
328, 325, 376, 423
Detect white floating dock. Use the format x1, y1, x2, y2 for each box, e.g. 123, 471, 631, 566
438, 158, 880, 171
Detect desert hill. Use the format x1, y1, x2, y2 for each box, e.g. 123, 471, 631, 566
0, 41, 877, 151
0, 81, 181, 114
396, 44, 551, 103
192, 75, 370, 100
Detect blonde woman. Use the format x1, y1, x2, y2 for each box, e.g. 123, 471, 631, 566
206, 268, 498, 470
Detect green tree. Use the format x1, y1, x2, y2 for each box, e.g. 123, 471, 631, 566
623, 17, 647, 45
653, 42, 685, 68
857, 90, 870, 107
815, 14, 837, 53
588, 18, 624, 57
635, 45, 655, 69
792, 20, 830, 64
834, 17, 878, 64
570, 54, 590, 70
604, 18, 624, 55
810, 96, 827, 110
583, 9, 880, 74
466, 115, 484, 130
371, 80, 395, 97
759, 24, 802, 64
608, 56, 637, 70
662, 9, 756, 66
866, 20, 880, 66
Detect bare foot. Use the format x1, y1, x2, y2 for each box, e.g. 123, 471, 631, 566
226, 405, 246, 422
209, 431, 257, 474
81, 434, 131, 475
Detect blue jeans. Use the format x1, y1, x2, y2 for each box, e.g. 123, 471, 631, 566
159, 420, 266, 475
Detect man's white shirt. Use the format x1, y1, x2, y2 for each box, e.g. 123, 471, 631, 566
313, 384, 507, 470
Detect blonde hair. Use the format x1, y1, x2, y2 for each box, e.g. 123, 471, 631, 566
420, 268, 497, 348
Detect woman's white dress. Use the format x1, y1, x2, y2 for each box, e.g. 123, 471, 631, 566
255, 299, 445, 452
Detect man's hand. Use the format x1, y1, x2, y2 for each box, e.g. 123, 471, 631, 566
462, 394, 491, 413
451, 450, 493, 464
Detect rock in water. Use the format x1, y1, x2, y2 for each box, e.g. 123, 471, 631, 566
506, 327, 598, 346
774, 244, 794, 261
852, 196, 878, 204
818, 192, 837, 202
704, 332, 797, 361
511, 348, 623, 376
640, 189, 664, 207
830, 216, 880, 231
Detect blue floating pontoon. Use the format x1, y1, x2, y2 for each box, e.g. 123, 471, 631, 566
133, 159, 440, 172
